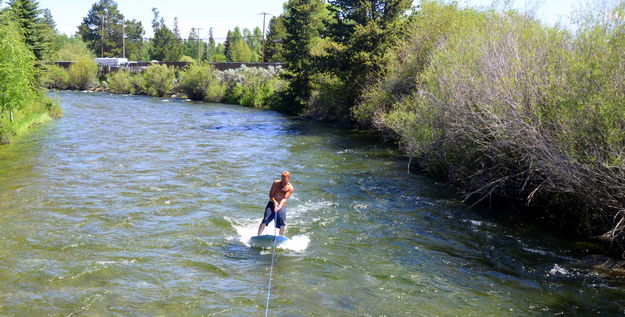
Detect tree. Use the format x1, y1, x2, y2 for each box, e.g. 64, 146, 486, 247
77, 0, 123, 57
265, 16, 287, 62
77, 0, 145, 58
123, 19, 146, 60
279, 0, 333, 111
184, 27, 204, 60
326, 0, 412, 108
0, 12, 37, 122
205, 27, 217, 61
149, 8, 182, 61
7, 0, 49, 60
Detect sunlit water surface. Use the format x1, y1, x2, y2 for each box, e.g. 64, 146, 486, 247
1, 91, 624, 316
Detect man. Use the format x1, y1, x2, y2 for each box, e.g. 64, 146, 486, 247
257, 171, 294, 236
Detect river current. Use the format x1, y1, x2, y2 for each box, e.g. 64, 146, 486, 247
0, 91, 624, 316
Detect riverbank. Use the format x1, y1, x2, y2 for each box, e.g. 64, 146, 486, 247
0, 103, 60, 145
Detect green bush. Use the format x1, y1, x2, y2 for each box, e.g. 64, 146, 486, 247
68, 56, 98, 90
142, 64, 175, 97
106, 70, 135, 94
354, 1, 625, 250
41, 64, 70, 89
221, 66, 285, 108
178, 62, 225, 101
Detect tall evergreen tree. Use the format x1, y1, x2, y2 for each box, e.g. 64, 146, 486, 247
280, 0, 332, 111
7, 0, 48, 60
77, 0, 144, 58
265, 16, 287, 62
326, 0, 412, 107
149, 9, 182, 61
77, 0, 123, 57
205, 27, 217, 61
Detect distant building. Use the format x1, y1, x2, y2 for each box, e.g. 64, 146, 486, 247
94, 58, 129, 67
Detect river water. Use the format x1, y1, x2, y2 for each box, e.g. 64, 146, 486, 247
1, 91, 624, 316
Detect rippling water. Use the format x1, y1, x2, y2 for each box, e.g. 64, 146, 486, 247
1, 91, 624, 316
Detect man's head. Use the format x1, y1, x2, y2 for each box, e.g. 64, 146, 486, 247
281, 171, 291, 182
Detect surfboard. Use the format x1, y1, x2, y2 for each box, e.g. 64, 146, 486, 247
249, 235, 289, 248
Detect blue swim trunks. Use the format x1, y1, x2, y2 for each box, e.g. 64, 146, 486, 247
261, 201, 286, 228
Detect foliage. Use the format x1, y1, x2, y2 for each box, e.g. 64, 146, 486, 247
68, 56, 98, 90
41, 64, 70, 89
0, 13, 37, 115
7, 0, 52, 60
77, 0, 145, 58
265, 16, 287, 62
0, 12, 57, 144
49, 35, 94, 61
149, 8, 183, 61
142, 63, 175, 97
354, 1, 625, 252
105, 70, 136, 94
279, 0, 334, 113
221, 66, 285, 108
178, 62, 225, 101
223, 26, 261, 62
354, 1, 482, 126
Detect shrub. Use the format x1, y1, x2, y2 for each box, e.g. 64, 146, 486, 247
68, 56, 98, 90
178, 62, 225, 101
220, 66, 284, 108
357, 1, 625, 251
42, 64, 70, 89
0, 14, 37, 119
142, 64, 175, 97
106, 70, 135, 94
179, 55, 196, 63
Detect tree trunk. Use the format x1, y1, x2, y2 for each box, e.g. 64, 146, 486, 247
9, 110, 13, 123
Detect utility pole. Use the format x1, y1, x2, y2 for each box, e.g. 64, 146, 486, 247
98, 14, 105, 57
258, 12, 272, 62
122, 20, 126, 58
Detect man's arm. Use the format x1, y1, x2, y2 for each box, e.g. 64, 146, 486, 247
269, 181, 277, 200
275, 186, 293, 211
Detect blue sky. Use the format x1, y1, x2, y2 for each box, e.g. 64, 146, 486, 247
2, 0, 584, 40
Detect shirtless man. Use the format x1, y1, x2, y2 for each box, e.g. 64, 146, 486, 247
257, 171, 294, 236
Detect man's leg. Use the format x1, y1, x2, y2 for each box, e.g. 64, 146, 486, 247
258, 202, 275, 236
279, 225, 286, 236
257, 223, 266, 236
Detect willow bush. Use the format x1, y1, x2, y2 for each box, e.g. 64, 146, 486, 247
221, 66, 284, 108
106, 70, 135, 94
68, 56, 98, 90
0, 12, 58, 144
142, 64, 175, 97
355, 1, 625, 253
42, 64, 70, 89
178, 62, 226, 102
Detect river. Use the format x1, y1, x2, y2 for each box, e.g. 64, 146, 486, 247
0, 90, 624, 316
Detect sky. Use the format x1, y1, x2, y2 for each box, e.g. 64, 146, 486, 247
0, 0, 585, 40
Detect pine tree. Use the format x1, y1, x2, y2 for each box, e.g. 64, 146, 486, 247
265, 16, 287, 62
7, 0, 48, 60
326, 0, 412, 107
149, 9, 182, 61
280, 0, 332, 111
